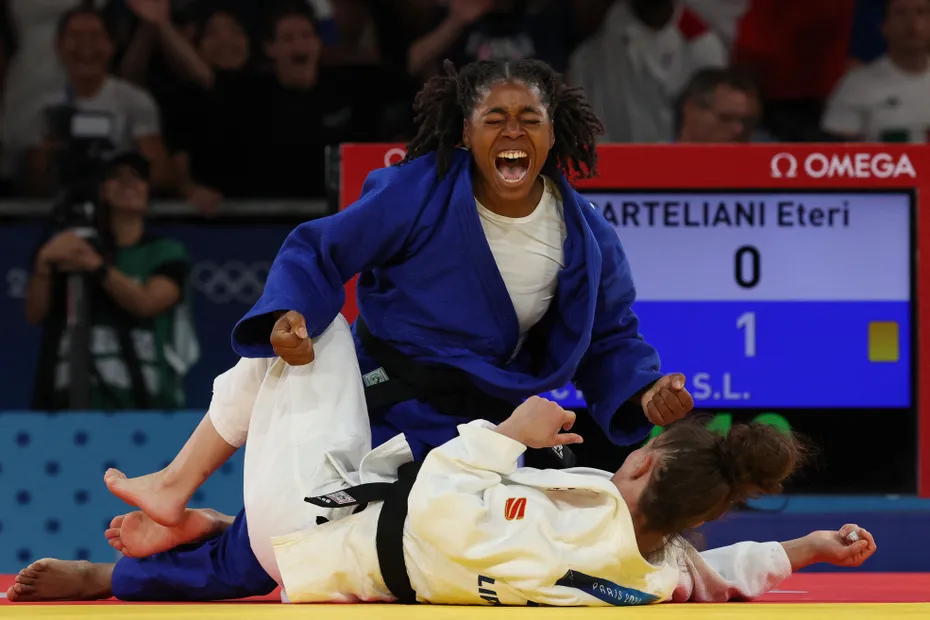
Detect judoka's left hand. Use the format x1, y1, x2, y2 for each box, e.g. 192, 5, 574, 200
641, 373, 694, 426
781, 524, 877, 571
496, 396, 584, 449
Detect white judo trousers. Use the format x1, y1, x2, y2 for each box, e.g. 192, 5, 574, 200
206, 314, 375, 586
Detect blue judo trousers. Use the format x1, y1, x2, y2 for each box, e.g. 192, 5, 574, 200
112, 151, 664, 601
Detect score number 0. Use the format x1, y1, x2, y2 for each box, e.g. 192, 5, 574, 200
735, 245, 759, 359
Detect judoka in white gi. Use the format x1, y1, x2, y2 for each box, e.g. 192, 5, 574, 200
7, 316, 876, 604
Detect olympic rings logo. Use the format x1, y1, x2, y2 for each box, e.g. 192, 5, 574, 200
384, 148, 406, 167
190, 261, 270, 305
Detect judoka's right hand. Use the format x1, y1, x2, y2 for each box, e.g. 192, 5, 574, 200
495, 396, 584, 449
271, 311, 315, 365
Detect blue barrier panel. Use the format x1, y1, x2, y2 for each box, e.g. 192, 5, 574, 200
0, 411, 242, 571
702, 510, 930, 573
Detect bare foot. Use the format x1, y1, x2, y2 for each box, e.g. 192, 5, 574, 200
6, 559, 113, 602
106, 509, 221, 558
104, 468, 188, 527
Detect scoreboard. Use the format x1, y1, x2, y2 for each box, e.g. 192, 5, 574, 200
552, 190, 912, 410
338, 144, 929, 497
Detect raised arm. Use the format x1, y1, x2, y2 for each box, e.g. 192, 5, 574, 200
119, 23, 159, 85
128, 0, 214, 89
231, 164, 429, 357
407, 397, 582, 557
407, 0, 492, 78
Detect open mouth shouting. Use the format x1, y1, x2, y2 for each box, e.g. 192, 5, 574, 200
494, 149, 530, 185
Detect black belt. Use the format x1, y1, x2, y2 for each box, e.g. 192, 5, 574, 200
356, 316, 575, 469
305, 461, 422, 604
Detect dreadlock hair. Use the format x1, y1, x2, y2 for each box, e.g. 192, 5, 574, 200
401, 59, 605, 181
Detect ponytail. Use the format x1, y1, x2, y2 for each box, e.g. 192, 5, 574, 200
639, 417, 807, 537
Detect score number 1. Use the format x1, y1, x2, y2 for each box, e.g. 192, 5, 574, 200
737, 312, 756, 358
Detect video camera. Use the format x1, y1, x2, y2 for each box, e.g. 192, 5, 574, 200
43, 104, 116, 236
40, 106, 119, 410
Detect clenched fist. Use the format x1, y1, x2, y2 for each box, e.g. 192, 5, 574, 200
271, 311, 315, 365
641, 373, 694, 426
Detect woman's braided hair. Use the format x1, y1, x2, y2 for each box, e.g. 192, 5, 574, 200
400, 59, 604, 180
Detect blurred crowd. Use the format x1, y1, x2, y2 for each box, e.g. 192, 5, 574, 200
0, 0, 924, 208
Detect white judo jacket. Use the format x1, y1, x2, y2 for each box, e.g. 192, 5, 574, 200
271, 420, 793, 605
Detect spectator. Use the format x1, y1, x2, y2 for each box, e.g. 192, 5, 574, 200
119, 2, 253, 211
21, 6, 173, 196
731, 0, 855, 141
569, 0, 727, 142
1, 0, 104, 187
676, 68, 759, 142
132, 1, 411, 204
25, 151, 198, 411
407, 0, 579, 79
822, 0, 930, 142
191, 8, 250, 71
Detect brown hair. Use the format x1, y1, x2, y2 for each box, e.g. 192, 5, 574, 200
639, 417, 806, 536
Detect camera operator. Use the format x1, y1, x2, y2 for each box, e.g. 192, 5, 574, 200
25, 152, 198, 411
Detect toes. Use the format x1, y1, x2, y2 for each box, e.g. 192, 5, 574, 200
109, 537, 134, 558
104, 469, 126, 484
13, 583, 35, 595
109, 514, 125, 529
14, 572, 33, 585
105, 528, 121, 540
106, 536, 125, 555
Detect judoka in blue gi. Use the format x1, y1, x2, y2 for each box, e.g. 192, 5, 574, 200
68, 59, 695, 601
